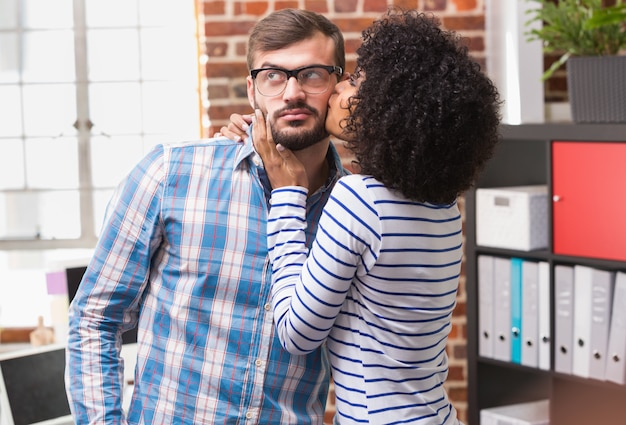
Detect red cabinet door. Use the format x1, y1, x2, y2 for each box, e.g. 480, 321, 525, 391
552, 141, 626, 262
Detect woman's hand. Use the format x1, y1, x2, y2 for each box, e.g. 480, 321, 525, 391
214, 113, 253, 142
251, 109, 308, 189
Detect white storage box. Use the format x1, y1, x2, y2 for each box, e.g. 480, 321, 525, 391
480, 399, 549, 425
476, 185, 548, 251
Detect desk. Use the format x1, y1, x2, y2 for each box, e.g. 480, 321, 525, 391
0, 344, 30, 355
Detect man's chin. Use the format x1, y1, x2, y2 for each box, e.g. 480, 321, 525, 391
272, 125, 329, 151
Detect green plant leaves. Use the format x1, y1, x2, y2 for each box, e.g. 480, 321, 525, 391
525, 0, 626, 80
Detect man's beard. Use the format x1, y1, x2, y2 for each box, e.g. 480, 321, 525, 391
270, 102, 329, 151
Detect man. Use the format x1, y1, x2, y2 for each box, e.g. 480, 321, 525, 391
65, 9, 347, 424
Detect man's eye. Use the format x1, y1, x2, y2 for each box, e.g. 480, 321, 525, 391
301, 69, 324, 81
266, 71, 285, 81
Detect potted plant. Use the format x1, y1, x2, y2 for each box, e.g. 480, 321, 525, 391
525, 0, 626, 123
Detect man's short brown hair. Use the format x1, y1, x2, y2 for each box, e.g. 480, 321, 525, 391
247, 9, 345, 72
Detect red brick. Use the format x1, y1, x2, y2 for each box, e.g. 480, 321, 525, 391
344, 59, 358, 75
334, 17, 377, 33
207, 84, 230, 99
391, 0, 419, 10
206, 42, 228, 57
204, 21, 256, 37
275, 1, 300, 10
442, 15, 484, 31
448, 323, 459, 340
209, 104, 254, 120
453, 301, 466, 317
205, 62, 249, 79
364, 0, 389, 12
236, 41, 247, 57
304, 0, 329, 13
203, 1, 226, 15
453, 343, 467, 360
453, 0, 477, 11
424, 0, 447, 11
448, 386, 468, 403
447, 365, 466, 381
244, 2, 269, 16
334, 0, 358, 12
344, 38, 363, 55
464, 35, 484, 52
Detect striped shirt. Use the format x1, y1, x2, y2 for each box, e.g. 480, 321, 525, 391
65, 136, 346, 424
268, 174, 463, 425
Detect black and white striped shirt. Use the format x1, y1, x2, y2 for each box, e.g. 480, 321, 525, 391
268, 174, 463, 425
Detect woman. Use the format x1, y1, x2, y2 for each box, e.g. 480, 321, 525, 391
229, 8, 500, 424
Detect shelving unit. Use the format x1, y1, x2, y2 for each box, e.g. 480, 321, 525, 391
466, 123, 626, 425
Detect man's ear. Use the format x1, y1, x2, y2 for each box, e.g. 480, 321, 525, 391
340, 72, 351, 82
246, 76, 256, 109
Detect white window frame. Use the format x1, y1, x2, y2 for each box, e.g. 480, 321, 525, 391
0, 0, 204, 251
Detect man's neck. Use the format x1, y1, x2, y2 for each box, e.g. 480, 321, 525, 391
293, 139, 331, 195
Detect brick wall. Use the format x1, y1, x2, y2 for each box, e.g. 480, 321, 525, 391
200, 0, 493, 137
199, 1, 564, 423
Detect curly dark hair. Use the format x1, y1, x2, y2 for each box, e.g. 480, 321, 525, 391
344, 8, 502, 204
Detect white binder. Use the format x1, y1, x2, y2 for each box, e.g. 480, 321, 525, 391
572, 265, 593, 378
605, 271, 626, 384
493, 257, 512, 362
588, 268, 615, 380
478, 255, 495, 358
521, 260, 539, 368
537, 261, 551, 371
554, 264, 574, 374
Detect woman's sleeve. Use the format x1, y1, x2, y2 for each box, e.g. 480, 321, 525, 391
267, 177, 380, 354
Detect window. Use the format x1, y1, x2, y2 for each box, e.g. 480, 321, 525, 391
0, 0, 203, 328
0, 0, 202, 249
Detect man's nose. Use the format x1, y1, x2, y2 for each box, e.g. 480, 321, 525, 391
283, 76, 306, 101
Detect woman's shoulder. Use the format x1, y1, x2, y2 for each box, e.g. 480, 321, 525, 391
332, 174, 396, 210
336, 174, 394, 196
337, 173, 379, 186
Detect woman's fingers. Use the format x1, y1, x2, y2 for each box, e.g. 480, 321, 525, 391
218, 113, 253, 142
252, 109, 271, 157
252, 109, 306, 189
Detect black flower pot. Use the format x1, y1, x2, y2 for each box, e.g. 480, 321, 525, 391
567, 55, 626, 123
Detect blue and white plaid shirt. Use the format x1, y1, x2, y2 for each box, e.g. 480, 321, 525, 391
66, 132, 346, 424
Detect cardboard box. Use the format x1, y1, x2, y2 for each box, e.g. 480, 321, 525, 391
480, 399, 549, 425
476, 185, 548, 251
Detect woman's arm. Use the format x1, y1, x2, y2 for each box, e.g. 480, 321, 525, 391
252, 110, 379, 354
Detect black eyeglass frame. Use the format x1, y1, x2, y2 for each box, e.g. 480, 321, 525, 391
250, 65, 343, 96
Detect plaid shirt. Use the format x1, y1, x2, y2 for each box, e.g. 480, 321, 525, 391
66, 133, 346, 424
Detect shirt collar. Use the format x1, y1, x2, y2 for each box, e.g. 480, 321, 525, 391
235, 124, 346, 199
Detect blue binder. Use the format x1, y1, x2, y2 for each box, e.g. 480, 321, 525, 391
510, 257, 523, 364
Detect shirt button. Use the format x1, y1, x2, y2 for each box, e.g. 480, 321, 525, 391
245, 411, 253, 419
264, 303, 270, 311
255, 359, 263, 367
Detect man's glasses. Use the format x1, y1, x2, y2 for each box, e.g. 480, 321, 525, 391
250, 65, 343, 97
